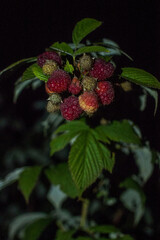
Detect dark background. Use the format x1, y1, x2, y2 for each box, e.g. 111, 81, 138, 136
0, 0, 160, 239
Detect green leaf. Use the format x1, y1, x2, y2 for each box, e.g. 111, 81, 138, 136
50, 42, 74, 56
0, 168, 25, 191
0, 57, 37, 77
89, 224, 120, 234
72, 18, 102, 46
32, 64, 48, 82
50, 132, 79, 156
21, 63, 38, 81
56, 229, 75, 240
45, 163, 80, 198
24, 218, 52, 240
74, 46, 109, 56
69, 130, 103, 192
92, 128, 110, 143
98, 143, 115, 173
119, 177, 146, 205
95, 120, 141, 145
64, 60, 74, 74
18, 166, 42, 202
55, 120, 89, 134
121, 67, 160, 89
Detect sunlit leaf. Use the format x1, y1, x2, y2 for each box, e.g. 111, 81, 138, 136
121, 67, 160, 89
50, 42, 74, 56
69, 131, 103, 192
74, 46, 109, 56
72, 18, 102, 46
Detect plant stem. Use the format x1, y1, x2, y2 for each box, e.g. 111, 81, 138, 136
79, 197, 89, 228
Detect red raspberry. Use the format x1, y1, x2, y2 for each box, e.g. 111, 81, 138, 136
47, 70, 71, 93
37, 51, 62, 67
89, 59, 114, 80
79, 92, 99, 114
96, 81, 115, 105
68, 77, 82, 95
60, 96, 83, 121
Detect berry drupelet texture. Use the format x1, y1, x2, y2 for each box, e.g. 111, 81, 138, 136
47, 70, 71, 93
79, 92, 99, 114
89, 59, 115, 80
68, 77, 82, 95
60, 96, 83, 120
96, 81, 115, 105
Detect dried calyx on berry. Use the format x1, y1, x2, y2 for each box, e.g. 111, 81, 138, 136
48, 93, 62, 105
46, 101, 60, 113
82, 76, 97, 91
42, 60, 58, 75
79, 54, 93, 71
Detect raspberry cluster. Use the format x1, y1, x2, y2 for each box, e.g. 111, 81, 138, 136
37, 51, 115, 121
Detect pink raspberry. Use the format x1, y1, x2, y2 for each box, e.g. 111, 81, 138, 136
68, 77, 82, 95
60, 96, 83, 120
79, 92, 99, 114
47, 70, 71, 93
96, 81, 115, 105
89, 59, 114, 80
37, 51, 62, 67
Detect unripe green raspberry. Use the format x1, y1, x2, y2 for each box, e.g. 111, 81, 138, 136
120, 81, 132, 92
46, 101, 60, 113
42, 60, 58, 75
79, 54, 93, 71
48, 93, 62, 104
82, 76, 97, 91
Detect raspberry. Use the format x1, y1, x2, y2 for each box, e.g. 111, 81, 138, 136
46, 101, 60, 113
82, 76, 97, 91
79, 54, 93, 71
47, 70, 71, 93
68, 77, 82, 95
79, 92, 99, 114
48, 93, 62, 104
96, 81, 115, 105
60, 96, 83, 121
37, 51, 62, 67
45, 83, 55, 95
42, 60, 58, 75
89, 59, 114, 80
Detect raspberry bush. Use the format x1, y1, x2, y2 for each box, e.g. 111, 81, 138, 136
0, 18, 160, 240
